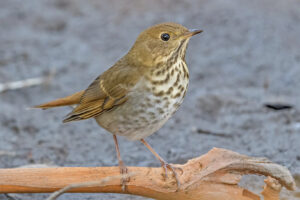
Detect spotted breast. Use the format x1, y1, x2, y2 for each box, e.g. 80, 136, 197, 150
95, 53, 189, 140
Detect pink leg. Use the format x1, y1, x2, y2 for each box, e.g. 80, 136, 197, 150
140, 139, 181, 189
113, 135, 129, 191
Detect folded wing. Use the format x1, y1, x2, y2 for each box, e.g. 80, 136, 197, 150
63, 63, 141, 123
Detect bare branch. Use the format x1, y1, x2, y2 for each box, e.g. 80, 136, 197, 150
46, 173, 134, 200
0, 148, 296, 200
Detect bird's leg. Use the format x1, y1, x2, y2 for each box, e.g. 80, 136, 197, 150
140, 139, 182, 189
113, 135, 129, 191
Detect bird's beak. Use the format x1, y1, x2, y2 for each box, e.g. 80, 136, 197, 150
181, 29, 203, 38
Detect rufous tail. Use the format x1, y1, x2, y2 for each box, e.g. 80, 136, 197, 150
33, 90, 84, 109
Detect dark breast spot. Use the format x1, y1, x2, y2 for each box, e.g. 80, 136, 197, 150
155, 70, 162, 76
148, 111, 155, 116
140, 116, 148, 122
151, 73, 170, 85
166, 87, 174, 95
140, 103, 146, 107
171, 69, 175, 76
179, 70, 182, 76
145, 87, 152, 92
180, 85, 185, 92
174, 74, 181, 87
182, 89, 187, 98
174, 102, 181, 108
154, 91, 164, 97
155, 65, 166, 76
157, 107, 165, 114
152, 119, 159, 124
164, 100, 170, 108
182, 63, 189, 79
172, 92, 182, 99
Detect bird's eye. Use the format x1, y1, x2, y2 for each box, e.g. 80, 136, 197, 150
161, 33, 170, 41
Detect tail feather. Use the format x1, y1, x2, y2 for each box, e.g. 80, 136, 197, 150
33, 90, 84, 109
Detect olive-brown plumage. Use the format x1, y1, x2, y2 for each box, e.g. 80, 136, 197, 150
35, 22, 202, 190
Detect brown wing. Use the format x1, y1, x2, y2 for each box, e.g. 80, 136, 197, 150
63, 61, 141, 123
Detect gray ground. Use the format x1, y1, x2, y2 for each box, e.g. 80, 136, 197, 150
0, 0, 300, 199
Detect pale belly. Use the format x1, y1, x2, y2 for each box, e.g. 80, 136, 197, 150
95, 61, 189, 140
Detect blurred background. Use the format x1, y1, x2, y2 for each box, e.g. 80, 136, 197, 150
0, 0, 299, 199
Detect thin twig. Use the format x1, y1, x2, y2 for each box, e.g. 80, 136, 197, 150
46, 173, 134, 200
4, 194, 22, 200
196, 128, 234, 138
0, 69, 55, 93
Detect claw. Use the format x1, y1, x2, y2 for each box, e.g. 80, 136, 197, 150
119, 161, 130, 192
140, 139, 182, 190
160, 161, 182, 190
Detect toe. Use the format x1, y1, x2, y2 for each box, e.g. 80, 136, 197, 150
163, 163, 181, 189
118, 164, 130, 192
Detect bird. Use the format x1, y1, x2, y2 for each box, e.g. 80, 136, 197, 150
34, 22, 202, 190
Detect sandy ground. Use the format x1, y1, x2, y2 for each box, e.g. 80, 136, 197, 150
0, 0, 300, 199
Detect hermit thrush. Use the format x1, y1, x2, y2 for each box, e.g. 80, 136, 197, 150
34, 22, 202, 190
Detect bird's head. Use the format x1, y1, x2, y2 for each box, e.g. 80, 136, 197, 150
126, 22, 202, 68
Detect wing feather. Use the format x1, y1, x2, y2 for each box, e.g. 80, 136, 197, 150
63, 61, 140, 123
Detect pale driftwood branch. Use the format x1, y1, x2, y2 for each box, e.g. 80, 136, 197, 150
0, 148, 295, 200
262, 177, 282, 200
0, 69, 55, 93
46, 173, 134, 200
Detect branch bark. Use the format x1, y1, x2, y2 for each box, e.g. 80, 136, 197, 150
0, 148, 295, 200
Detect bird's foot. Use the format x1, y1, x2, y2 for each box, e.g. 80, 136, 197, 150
160, 161, 182, 190
119, 161, 130, 192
